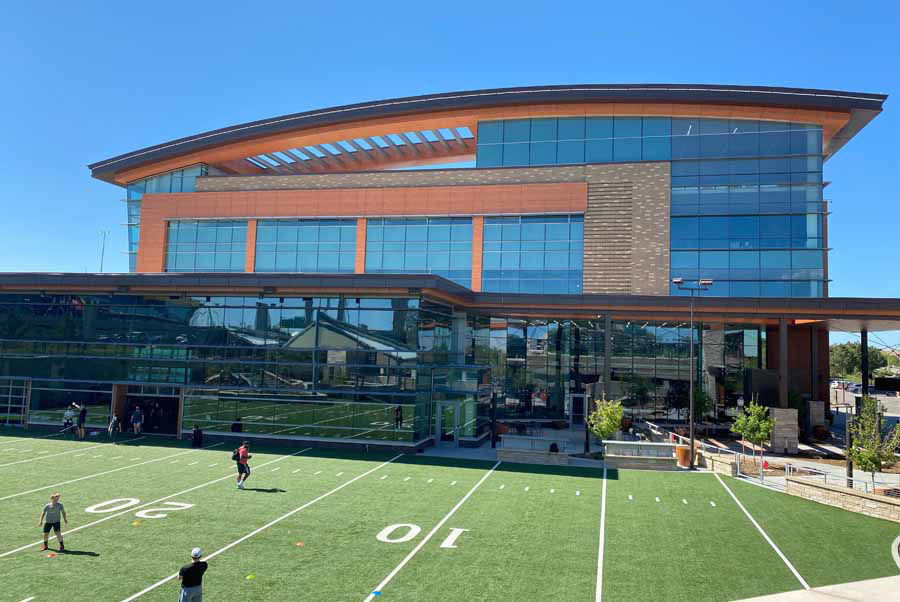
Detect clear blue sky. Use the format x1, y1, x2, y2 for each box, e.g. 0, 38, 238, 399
1, 1, 898, 347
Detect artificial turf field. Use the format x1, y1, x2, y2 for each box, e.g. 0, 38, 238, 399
1, 430, 897, 602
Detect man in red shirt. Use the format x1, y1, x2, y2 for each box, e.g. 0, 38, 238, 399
236, 441, 252, 490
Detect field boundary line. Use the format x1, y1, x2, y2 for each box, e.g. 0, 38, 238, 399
0, 447, 311, 558
119, 453, 405, 601
362, 460, 502, 602
0, 438, 147, 468
595, 467, 608, 602
714, 473, 810, 590
0, 443, 223, 502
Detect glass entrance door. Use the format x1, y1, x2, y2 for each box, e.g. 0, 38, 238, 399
435, 402, 458, 447
567, 393, 587, 427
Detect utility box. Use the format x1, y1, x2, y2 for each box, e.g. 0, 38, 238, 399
770, 408, 798, 455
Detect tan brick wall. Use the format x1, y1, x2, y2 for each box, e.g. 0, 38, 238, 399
582, 163, 670, 295
785, 476, 900, 523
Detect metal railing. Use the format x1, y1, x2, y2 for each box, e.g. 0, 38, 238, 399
786, 465, 900, 499
644, 421, 738, 457
498, 434, 569, 453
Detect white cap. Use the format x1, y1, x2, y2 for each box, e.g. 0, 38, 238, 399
191, 547, 202, 558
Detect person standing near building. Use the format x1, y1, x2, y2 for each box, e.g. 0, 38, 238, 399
394, 405, 403, 430
191, 425, 203, 448
62, 406, 75, 438
108, 414, 119, 444
131, 405, 144, 435
177, 547, 208, 602
38, 492, 67, 552
236, 441, 251, 489
72, 402, 87, 440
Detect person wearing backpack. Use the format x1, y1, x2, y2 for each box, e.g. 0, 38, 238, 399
234, 441, 252, 489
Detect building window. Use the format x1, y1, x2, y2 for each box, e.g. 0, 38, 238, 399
365, 217, 472, 288
165, 220, 247, 272
255, 219, 356, 273
482, 215, 583, 294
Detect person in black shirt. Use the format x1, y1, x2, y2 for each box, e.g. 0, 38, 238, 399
72, 403, 87, 440
178, 547, 208, 602
394, 405, 403, 430
191, 425, 203, 449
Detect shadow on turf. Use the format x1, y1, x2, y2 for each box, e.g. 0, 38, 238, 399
5, 427, 618, 480
60, 549, 100, 557
241, 487, 287, 493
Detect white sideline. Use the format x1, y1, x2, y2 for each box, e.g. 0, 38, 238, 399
119, 453, 404, 601
362, 460, 501, 602
0, 439, 138, 468
714, 473, 809, 590
0, 443, 223, 501
595, 467, 608, 602
0, 448, 311, 558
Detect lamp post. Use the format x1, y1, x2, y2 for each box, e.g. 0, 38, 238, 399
671, 277, 713, 469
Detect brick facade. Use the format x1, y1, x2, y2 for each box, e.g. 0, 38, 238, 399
582, 163, 670, 295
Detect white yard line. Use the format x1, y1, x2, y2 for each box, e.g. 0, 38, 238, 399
0, 444, 224, 502
362, 460, 501, 602
119, 453, 403, 602
714, 473, 809, 590
595, 467, 608, 602
0, 448, 310, 558
18, 597, 35, 602
0, 441, 117, 468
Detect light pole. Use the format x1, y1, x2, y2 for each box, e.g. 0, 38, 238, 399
671, 277, 713, 469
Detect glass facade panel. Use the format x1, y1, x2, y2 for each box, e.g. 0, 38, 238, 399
125, 165, 210, 272
366, 217, 472, 288
255, 219, 356, 273
482, 215, 583, 294
166, 220, 247, 273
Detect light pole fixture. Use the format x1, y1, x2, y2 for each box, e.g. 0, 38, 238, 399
671, 277, 713, 469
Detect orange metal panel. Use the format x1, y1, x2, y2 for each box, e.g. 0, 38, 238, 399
245, 219, 257, 272
355, 218, 367, 274
471, 216, 484, 292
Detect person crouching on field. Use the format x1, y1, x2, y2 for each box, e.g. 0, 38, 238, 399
39, 492, 67, 552
236, 441, 252, 489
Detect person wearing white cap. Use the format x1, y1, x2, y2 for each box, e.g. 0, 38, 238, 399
177, 547, 208, 601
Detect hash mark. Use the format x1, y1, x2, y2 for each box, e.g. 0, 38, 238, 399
188, 462, 198, 466
524, 486, 529, 492
292, 469, 301, 474
550, 489, 555, 494
576, 491, 581, 496
314, 471, 322, 475
336, 472, 344, 476
628, 494, 633, 501
451, 481, 457, 486
427, 478, 434, 483
682, 499, 688, 505
655, 497, 660, 503
380, 475, 388, 480
499, 484, 505, 490
404, 477, 411, 482
710, 501, 716, 507
271, 467, 280, 472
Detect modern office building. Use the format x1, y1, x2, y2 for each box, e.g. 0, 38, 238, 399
1, 85, 898, 448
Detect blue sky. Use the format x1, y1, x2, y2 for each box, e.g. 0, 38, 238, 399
1, 1, 898, 347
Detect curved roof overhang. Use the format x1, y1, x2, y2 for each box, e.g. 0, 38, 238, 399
88, 84, 887, 186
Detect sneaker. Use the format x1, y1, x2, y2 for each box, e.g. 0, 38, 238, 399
59, 544, 65, 552
40, 544, 48, 551
237, 483, 243, 490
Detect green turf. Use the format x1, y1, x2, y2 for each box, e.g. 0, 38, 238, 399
725, 476, 900, 588
1, 432, 898, 601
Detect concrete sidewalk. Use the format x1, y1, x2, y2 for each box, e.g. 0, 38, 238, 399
733, 575, 900, 601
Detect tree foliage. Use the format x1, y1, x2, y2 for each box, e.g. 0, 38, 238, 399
829, 342, 888, 378
731, 401, 773, 469
848, 396, 900, 483
587, 398, 624, 444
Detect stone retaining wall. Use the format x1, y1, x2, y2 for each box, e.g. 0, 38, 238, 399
603, 456, 679, 471
785, 477, 900, 523
696, 450, 738, 476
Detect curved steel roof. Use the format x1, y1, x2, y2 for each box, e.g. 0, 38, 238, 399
88, 84, 887, 184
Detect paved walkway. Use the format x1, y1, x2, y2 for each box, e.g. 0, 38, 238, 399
733, 575, 900, 601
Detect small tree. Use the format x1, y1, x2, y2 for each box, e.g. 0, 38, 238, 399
848, 396, 900, 484
692, 390, 712, 423
730, 400, 773, 472
587, 398, 624, 457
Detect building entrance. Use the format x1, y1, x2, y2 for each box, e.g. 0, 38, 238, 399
434, 402, 459, 447
565, 393, 588, 427
124, 395, 180, 435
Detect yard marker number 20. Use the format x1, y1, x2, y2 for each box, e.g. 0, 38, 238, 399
85, 498, 195, 519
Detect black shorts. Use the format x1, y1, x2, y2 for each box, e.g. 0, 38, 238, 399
237, 462, 250, 475
43, 521, 61, 533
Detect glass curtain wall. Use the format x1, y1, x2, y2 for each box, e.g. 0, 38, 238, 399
0, 293, 488, 443
255, 219, 356, 272
476, 117, 825, 298
165, 220, 247, 272
125, 164, 210, 272
482, 215, 583, 293
365, 217, 472, 287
